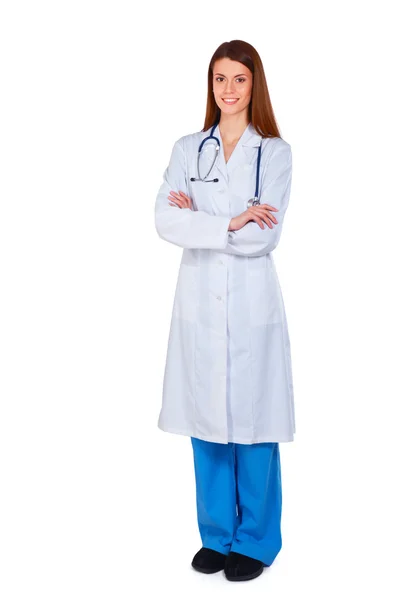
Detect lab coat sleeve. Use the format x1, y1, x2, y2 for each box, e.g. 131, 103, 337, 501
220, 142, 293, 258
154, 138, 232, 249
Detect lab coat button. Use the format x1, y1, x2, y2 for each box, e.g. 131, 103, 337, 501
216, 295, 222, 301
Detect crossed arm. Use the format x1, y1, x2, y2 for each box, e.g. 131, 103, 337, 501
154, 137, 292, 258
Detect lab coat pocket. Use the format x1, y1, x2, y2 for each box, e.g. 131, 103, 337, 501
173, 264, 199, 323
248, 267, 282, 326
188, 180, 216, 213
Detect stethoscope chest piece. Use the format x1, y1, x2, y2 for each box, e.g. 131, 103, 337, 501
247, 197, 260, 208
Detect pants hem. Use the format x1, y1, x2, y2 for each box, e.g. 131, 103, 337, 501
201, 537, 231, 556
230, 539, 281, 567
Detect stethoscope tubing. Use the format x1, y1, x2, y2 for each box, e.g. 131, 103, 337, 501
191, 122, 263, 207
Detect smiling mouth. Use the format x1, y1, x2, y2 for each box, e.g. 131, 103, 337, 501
222, 98, 239, 104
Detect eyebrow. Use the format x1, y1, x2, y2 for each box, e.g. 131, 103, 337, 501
214, 73, 247, 77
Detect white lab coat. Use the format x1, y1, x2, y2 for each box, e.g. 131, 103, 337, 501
155, 122, 295, 444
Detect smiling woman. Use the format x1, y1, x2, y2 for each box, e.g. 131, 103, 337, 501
154, 39, 294, 581
213, 66, 253, 139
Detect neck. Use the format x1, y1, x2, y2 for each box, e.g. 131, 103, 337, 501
218, 112, 250, 145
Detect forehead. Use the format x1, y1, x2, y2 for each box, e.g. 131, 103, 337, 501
213, 57, 252, 77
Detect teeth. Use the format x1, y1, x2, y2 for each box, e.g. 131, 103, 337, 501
223, 98, 239, 103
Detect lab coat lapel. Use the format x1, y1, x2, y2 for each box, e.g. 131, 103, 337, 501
198, 122, 262, 215
213, 122, 262, 181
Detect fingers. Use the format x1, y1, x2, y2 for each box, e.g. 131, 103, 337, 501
168, 197, 184, 207
254, 216, 265, 229
248, 207, 278, 227
256, 210, 277, 226
246, 211, 268, 229
168, 191, 185, 205
263, 216, 274, 228
168, 190, 192, 209
255, 215, 273, 229
249, 205, 278, 217
263, 211, 278, 226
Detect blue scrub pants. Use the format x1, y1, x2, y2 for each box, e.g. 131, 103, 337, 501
190, 437, 282, 567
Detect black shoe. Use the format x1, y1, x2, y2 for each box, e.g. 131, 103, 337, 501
191, 547, 227, 574
224, 551, 264, 581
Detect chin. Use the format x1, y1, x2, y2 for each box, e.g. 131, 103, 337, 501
219, 104, 243, 112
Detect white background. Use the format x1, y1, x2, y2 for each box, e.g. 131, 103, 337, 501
1, 1, 419, 597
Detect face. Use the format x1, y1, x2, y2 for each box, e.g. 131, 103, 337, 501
212, 58, 253, 117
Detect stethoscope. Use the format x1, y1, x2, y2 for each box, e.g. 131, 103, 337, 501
190, 122, 263, 208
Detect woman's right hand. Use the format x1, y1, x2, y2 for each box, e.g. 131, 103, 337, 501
228, 204, 279, 231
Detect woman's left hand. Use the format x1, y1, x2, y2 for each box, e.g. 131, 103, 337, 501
168, 190, 193, 210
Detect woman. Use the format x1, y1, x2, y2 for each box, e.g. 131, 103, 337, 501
154, 40, 295, 582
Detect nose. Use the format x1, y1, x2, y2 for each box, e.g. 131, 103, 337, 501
224, 86, 236, 94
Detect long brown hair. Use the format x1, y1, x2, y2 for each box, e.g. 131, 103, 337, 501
202, 40, 282, 139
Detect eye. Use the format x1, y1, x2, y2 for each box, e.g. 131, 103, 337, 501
214, 77, 247, 83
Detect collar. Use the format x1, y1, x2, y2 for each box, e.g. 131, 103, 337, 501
199, 121, 263, 183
